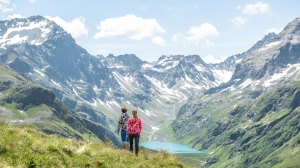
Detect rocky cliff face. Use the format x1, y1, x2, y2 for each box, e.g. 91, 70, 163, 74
232, 18, 300, 82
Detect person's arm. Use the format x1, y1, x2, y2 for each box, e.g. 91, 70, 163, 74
139, 118, 142, 133
117, 115, 122, 134
126, 118, 131, 136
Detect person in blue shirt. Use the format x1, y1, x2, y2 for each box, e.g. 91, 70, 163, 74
117, 107, 130, 149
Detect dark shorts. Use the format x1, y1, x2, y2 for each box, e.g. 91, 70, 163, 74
121, 130, 129, 142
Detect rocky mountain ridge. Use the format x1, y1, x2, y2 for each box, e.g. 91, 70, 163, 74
212, 32, 278, 72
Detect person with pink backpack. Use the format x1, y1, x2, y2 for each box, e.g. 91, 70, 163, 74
126, 109, 142, 156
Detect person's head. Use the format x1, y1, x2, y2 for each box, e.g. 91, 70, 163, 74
121, 107, 127, 113
132, 109, 138, 119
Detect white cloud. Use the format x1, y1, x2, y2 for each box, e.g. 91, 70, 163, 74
242, 2, 270, 14
29, 0, 36, 3
172, 24, 218, 46
0, 0, 9, 4
236, 5, 241, 9
266, 28, 282, 34
186, 23, 219, 42
0, 5, 13, 12
152, 36, 166, 46
45, 16, 89, 38
171, 33, 183, 42
202, 55, 225, 64
205, 39, 214, 46
7, 13, 24, 19
231, 16, 248, 26
93, 14, 166, 40
0, 0, 15, 13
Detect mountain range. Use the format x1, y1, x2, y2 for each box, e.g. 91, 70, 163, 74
1, 15, 300, 167
0, 15, 236, 138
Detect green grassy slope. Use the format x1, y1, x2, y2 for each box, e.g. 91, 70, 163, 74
164, 79, 300, 168
0, 122, 194, 168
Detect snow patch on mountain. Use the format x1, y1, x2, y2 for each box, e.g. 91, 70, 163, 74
152, 126, 159, 131
72, 88, 80, 97
172, 74, 206, 90
112, 72, 136, 93
194, 65, 207, 72
91, 99, 98, 107
51, 79, 61, 87
93, 85, 99, 92
0, 20, 52, 48
142, 109, 156, 116
142, 61, 180, 72
236, 59, 243, 63
239, 79, 253, 89
104, 99, 120, 112
212, 69, 232, 83
144, 75, 187, 99
258, 41, 282, 52
141, 63, 152, 69
34, 69, 46, 77
263, 64, 300, 87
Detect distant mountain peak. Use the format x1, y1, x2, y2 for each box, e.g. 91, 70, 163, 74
28, 15, 47, 21
0, 15, 66, 49
248, 32, 278, 52
101, 53, 147, 70
118, 53, 141, 60
279, 17, 300, 37
212, 31, 279, 72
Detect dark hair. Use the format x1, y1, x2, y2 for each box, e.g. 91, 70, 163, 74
121, 107, 127, 113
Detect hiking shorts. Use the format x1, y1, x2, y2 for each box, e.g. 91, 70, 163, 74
121, 130, 129, 142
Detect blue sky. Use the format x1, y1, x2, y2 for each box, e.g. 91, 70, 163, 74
0, 0, 300, 63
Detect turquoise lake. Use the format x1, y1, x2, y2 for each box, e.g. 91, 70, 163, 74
139, 141, 205, 154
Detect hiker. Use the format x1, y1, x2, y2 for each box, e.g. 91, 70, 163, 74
126, 109, 142, 156
117, 107, 130, 150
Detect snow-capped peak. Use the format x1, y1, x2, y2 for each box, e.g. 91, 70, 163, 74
0, 15, 61, 48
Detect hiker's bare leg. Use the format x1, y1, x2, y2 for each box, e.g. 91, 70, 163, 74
122, 142, 126, 149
